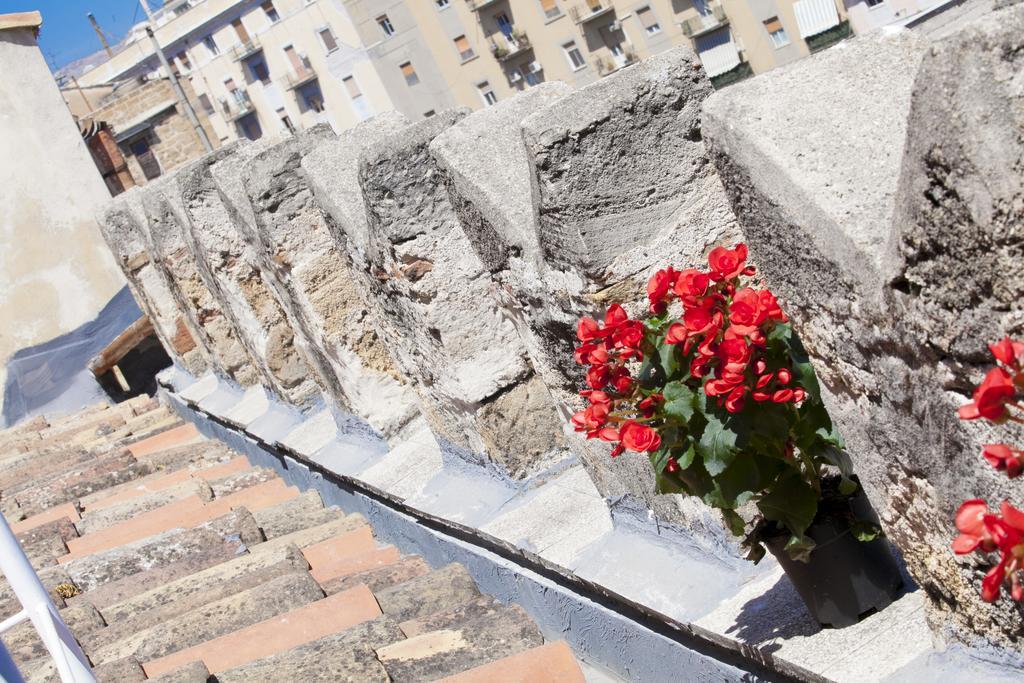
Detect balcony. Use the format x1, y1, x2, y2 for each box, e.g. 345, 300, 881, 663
490, 30, 531, 62
680, 3, 728, 38
283, 58, 318, 90
466, 0, 506, 10
593, 48, 639, 76
230, 36, 262, 62
568, 2, 615, 24
220, 90, 255, 121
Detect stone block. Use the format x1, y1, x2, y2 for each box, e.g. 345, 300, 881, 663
242, 124, 418, 436
98, 191, 210, 375
374, 563, 480, 623
178, 140, 324, 407
702, 18, 1024, 647
140, 169, 262, 386
354, 108, 563, 477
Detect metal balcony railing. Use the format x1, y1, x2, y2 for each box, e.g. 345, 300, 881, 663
680, 3, 729, 38
568, 1, 615, 24
220, 90, 256, 121
229, 35, 262, 61
283, 59, 318, 90
490, 31, 531, 62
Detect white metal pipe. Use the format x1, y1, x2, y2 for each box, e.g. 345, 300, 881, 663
0, 609, 26, 634
0, 514, 95, 683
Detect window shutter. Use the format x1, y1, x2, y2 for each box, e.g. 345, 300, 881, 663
764, 17, 783, 33
455, 35, 470, 52
637, 7, 656, 29
540, 0, 558, 11
343, 76, 361, 98
400, 62, 415, 77
320, 28, 337, 51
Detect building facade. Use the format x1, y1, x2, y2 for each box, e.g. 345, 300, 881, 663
76, 0, 396, 144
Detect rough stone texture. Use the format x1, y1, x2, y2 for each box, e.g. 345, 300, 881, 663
214, 616, 402, 683
375, 605, 544, 682
208, 466, 276, 497
13, 451, 151, 517
16, 517, 78, 565
75, 479, 213, 535
98, 192, 210, 374
251, 489, 336, 539
6, 602, 104, 664
147, 660, 210, 683
431, 54, 737, 537
321, 554, 431, 596
141, 170, 262, 386
0, 566, 74, 616
242, 124, 417, 436
91, 657, 146, 683
90, 570, 323, 664
354, 108, 561, 477
179, 140, 324, 407
703, 19, 1024, 647
398, 594, 502, 638
374, 563, 481, 623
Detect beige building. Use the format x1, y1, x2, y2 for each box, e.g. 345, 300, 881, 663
76, 0, 397, 143
341, 0, 851, 118
0, 11, 129, 424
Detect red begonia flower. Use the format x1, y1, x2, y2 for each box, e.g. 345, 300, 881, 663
957, 368, 1015, 421
665, 323, 688, 345
982, 444, 1022, 478
982, 558, 1007, 602
989, 336, 1024, 368
952, 499, 991, 554
707, 243, 749, 282
673, 268, 711, 302
647, 268, 679, 309
620, 421, 662, 453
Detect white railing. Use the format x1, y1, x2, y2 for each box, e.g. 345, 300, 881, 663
0, 514, 95, 683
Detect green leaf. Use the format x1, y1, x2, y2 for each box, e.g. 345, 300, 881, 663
721, 509, 746, 536
784, 534, 817, 563
662, 381, 697, 423
659, 339, 681, 378
850, 520, 883, 542
756, 470, 819, 541
675, 442, 697, 469
697, 411, 739, 476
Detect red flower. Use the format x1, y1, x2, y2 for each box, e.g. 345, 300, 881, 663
989, 336, 1024, 368
758, 289, 787, 324
776, 368, 792, 385
982, 444, 1023, 478
725, 386, 747, 413
673, 269, 710, 302
957, 368, 1016, 421
604, 304, 628, 329
717, 337, 751, 369
772, 389, 794, 403
952, 499, 994, 554
647, 268, 679, 312
728, 288, 768, 338
982, 557, 1008, 602
613, 320, 645, 351
586, 365, 610, 390
707, 243, 749, 282
665, 323, 688, 345
577, 317, 602, 343
620, 421, 662, 453
571, 402, 610, 433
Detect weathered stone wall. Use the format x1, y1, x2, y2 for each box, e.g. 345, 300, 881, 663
96, 15, 1024, 653
703, 10, 1024, 647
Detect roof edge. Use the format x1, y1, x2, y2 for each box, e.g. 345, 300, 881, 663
0, 11, 43, 34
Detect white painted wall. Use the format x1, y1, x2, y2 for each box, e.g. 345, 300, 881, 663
0, 23, 126, 416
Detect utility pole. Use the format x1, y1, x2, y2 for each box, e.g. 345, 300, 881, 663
137, 0, 214, 152
86, 13, 113, 58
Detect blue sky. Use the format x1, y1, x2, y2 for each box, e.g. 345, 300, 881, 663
0, 1, 164, 71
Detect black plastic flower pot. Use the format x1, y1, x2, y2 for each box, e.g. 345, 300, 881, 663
765, 486, 904, 628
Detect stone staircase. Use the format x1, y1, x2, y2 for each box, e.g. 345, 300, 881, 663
0, 399, 590, 682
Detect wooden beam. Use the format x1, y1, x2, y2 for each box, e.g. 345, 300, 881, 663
88, 316, 156, 377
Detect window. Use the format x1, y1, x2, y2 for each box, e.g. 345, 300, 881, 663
176, 51, 192, 72
865, 0, 884, 6
319, 27, 338, 52
298, 81, 326, 112
232, 18, 250, 44
343, 75, 362, 99
262, 1, 280, 22
764, 17, 790, 48
495, 12, 513, 37
563, 41, 585, 70
539, 0, 561, 19
637, 6, 661, 34
436, 0, 450, 7
277, 108, 295, 133
520, 64, 540, 86
197, 93, 215, 115
237, 112, 263, 141
477, 81, 497, 106
247, 56, 270, 83
203, 34, 219, 56
400, 61, 419, 86
129, 136, 162, 180
454, 35, 475, 61
378, 14, 395, 37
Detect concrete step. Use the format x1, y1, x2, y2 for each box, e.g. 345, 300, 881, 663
75, 479, 213, 535
88, 546, 309, 648
61, 509, 258, 592
63, 479, 295, 560
374, 563, 482, 623
89, 571, 324, 665
251, 488, 336, 539
215, 615, 404, 683
398, 595, 503, 638
141, 584, 382, 677
125, 423, 202, 458
208, 466, 277, 497
80, 455, 249, 512
322, 554, 431, 596
375, 604, 545, 682
437, 641, 586, 683
99, 516, 364, 622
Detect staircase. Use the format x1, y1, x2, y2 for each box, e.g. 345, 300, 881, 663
0, 399, 591, 682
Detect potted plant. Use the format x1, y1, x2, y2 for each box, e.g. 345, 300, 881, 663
571, 243, 903, 627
